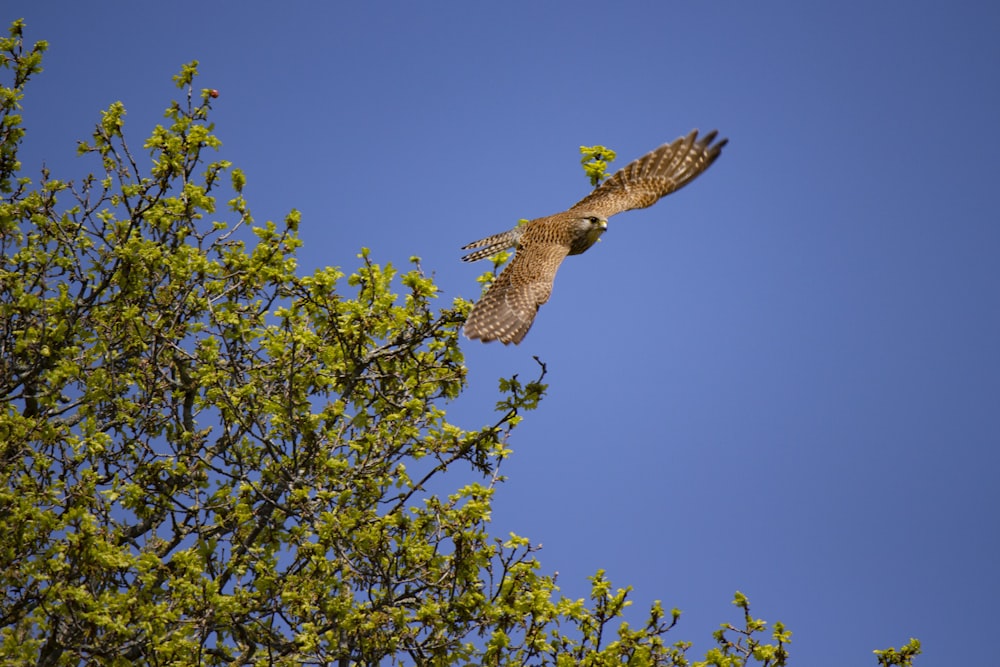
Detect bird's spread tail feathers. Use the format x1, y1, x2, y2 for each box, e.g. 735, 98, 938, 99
460, 227, 523, 262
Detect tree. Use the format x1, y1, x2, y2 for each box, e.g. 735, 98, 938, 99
0, 20, 915, 666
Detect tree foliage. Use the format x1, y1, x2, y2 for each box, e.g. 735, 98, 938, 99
578, 145, 617, 188
0, 20, 917, 666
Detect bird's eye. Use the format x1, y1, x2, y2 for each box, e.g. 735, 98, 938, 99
588, 216, 599, 223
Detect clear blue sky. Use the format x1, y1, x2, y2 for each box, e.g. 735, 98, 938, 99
12, 3, 1000, 664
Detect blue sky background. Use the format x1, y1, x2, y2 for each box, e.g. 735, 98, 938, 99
11, 3, 999, 664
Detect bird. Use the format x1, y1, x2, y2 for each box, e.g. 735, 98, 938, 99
461, 129, 728, 344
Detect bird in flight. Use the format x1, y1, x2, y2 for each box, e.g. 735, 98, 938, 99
461, 129, 728, 344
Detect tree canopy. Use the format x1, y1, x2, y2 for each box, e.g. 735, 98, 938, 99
0, 20, 918, 667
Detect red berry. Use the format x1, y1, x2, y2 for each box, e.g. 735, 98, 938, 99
209, 89, 219, 98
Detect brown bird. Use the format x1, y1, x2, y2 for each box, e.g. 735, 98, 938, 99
462, 129, 728, 344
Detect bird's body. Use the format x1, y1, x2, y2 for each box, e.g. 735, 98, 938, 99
462, 129, 728, 344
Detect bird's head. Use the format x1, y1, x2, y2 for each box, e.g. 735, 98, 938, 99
567, 214, 608, 255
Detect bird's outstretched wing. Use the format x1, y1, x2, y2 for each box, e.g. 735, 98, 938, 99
464, 241, 571, 345
568, 129, 727, 219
